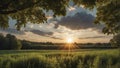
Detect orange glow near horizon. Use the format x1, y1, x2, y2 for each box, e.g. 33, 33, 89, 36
62, 37, 78, 51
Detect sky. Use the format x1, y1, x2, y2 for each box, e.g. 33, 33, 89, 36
0, 5, 113, 43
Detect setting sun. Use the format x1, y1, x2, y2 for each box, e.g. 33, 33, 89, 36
66, 38, 73, 43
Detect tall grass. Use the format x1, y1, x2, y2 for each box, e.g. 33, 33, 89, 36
0, 49, 119, 68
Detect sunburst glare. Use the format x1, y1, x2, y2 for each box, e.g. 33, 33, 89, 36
67, 38, 73, 43
60, 37, 79, 51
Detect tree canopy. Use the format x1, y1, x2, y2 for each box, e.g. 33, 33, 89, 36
0, 0, 120, 34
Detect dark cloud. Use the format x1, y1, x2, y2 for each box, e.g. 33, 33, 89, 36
79, 36, 112, 39
0, 28, 25, 35
49, 36, 63, 40
0, 28, 63, 40
30, 30, 53, 37
55, 12, 102, 30
30, 30, 63, 40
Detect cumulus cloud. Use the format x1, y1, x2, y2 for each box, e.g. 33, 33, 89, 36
55, 12, 102, 30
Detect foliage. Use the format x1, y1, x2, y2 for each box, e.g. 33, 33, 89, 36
95, 0, 120, 34
0, 49, 119, 68
72, 0, 120, 34
0, 33, 22, 50
110, 33, 120, 47
0, 0, 69, 30
0, 0, 119, 34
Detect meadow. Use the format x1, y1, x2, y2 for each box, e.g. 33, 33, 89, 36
0, 49, 119, 68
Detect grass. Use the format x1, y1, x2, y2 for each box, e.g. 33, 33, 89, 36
0, 49, 120, 68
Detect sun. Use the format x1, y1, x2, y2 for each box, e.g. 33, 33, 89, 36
66, 38, 73, 43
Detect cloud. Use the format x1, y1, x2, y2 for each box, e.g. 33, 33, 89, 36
55, 12, 102, 30
80, 5, 85, 8
0, 28, 25, 35
68, 6, 76, 11
79, 36, 112, 39
30, 29, 53, 37
30, 29, 64, 40
49, 36, 63, 40
46, 15, 53, 19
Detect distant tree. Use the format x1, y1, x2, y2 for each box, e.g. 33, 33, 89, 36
0, 34, 4, 45
46, 42, 53, 45
5, 34, 22, 50
21, 40, 32, 49
0, 33, 5, 49
10, 39, 22, 50
0, 33, 22, 50
16, 40, 22, 50
0, 0, 119, 34
110, 34, 120, 47
86, 43, 93, 45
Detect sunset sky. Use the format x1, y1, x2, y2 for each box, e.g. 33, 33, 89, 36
0, 4, 113, 43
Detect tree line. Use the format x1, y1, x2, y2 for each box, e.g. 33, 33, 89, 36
0, 33, 119, 50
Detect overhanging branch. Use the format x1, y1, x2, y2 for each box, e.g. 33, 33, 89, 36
0, 1, 40, 15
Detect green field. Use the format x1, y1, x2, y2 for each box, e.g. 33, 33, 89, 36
0, 49, 120, 68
